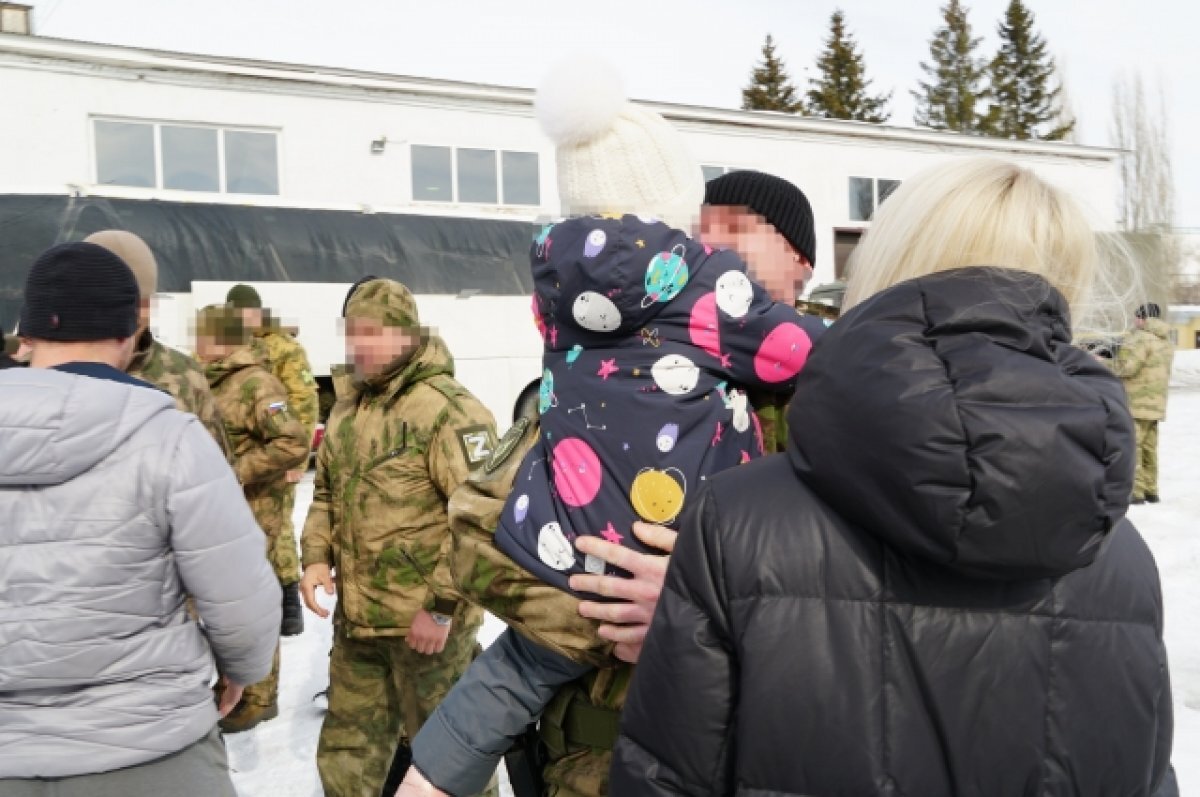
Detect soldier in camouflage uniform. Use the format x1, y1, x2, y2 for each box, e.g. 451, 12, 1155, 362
195, 304, 311, 733
227, 283, 320, 635
84, 231, 233, 460
1108, 303, 1175, 503
298, 278, 498, 797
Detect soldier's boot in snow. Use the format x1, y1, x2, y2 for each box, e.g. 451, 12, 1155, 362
281, 582, 304, 637
219, 699, 279, 734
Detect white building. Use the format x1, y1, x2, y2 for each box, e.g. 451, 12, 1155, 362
0, 28, 1124, 419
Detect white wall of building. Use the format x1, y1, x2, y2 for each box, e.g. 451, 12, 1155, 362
0, 35, 1122, 291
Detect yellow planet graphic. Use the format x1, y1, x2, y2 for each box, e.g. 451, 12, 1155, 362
630, 468, 687, 524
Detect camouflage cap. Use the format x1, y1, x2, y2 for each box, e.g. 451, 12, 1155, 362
343, 278, 420, 328
196, 304, 251, 346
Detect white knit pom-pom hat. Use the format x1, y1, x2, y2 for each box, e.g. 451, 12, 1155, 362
535, 55, 704, 232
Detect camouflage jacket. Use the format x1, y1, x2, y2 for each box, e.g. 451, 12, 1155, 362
205, 346, 311, 532
1109, 318, 1174, 421
446, 414, 614, 668
255, 329, 320, 436
126, 330, 234, 461
301, 336, 497, 639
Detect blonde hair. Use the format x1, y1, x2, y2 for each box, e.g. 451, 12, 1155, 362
843, 158, 1140, 336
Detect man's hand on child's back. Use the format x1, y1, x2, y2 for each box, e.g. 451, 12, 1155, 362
570, 522, 677, 664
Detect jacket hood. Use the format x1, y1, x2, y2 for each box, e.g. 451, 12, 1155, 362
0, 368, 175, 486
533, 215, 699, 338
204, 345, 264, 387
787, 268, 1135, 581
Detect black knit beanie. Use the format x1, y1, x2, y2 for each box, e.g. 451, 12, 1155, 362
704, 170, 816, 265
20, 242, 139, 341
1135, 303, 1161, 319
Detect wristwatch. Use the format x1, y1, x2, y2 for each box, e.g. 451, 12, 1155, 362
430, 612, 453, 627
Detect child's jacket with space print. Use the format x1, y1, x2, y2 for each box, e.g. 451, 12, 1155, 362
494, 214, 827, 596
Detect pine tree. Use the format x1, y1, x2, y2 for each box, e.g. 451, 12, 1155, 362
981, 0, 1074, 140
807, 9, 891, 122
742, 34, 804, 113
912, 0, 986, 133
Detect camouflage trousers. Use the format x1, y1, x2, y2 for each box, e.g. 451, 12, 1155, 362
241, 644, 281, 707
543, 748, 611, 797
1133, 419, 1160, 499
269, 483, 302, 586
316, 617, 498, 797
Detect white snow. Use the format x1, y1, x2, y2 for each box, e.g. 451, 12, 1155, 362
229, 384, 1200, 796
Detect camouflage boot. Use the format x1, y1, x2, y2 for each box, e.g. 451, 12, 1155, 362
219, 699, 279, 734
281, 581, 304, 636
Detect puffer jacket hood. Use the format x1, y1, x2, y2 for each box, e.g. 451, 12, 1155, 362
0, 367, 174, 487
533, 215, 697, 337
788, 267, 1135, 581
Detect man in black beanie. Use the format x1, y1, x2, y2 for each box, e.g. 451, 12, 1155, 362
701, 170, 821, 453
0, 242, 281, 796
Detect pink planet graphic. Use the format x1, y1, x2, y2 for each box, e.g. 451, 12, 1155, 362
688, 292, 722, 359
754, 322, 813, 383
532, 295, 547, 340
551, 437, 603, 507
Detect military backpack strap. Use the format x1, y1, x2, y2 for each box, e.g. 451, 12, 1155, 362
539, 683, 622, 757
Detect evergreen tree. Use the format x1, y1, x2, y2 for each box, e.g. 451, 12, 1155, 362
742, 34, 804, 113
912, 0, 986, 133
981, 0, 1074, 140
807, 9, 891, 122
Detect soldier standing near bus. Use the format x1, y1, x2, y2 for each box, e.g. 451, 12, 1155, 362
298, 278, 498, 797
85, 230, 233, 459
195, 304, 310, 734
227, 283, 320, 636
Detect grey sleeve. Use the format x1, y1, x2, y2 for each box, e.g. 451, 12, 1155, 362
411, 628, 592, 797
167, 419, 281, 686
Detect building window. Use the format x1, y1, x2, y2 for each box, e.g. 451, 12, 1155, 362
502, 151, 540, 206
849, 176, 901, 222
161, 125, 219, 192
457, 148, 498, 204
225, 130, 280, 194
412, 145, 540, 206
94, 120, 156, 188
93, 118, 279, 195
834, 229, 864, 280
412, 145, 453, 201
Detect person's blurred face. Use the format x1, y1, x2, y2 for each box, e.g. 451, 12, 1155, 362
700, 205, 813, 303
241, 307, 265, 328
345, 317, 419, 378
195, 335, 240, 364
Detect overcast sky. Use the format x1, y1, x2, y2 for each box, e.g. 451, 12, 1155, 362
24, 0, 1200, 227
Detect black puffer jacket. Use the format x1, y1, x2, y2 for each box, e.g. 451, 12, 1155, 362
611, 268, 1173, 796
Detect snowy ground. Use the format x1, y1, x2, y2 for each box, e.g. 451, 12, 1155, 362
228, 353, 1200, 796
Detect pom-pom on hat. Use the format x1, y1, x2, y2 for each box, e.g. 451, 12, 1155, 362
536, 55, 704, 232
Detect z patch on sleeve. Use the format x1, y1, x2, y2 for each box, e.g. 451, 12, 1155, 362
457, 425, 495, 466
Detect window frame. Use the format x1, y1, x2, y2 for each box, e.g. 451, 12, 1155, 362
410, 143, 542, 208
848, 176, 901, 222
90, 116, 281, 196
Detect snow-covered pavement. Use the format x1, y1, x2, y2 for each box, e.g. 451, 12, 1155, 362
228, 357, 1200, 796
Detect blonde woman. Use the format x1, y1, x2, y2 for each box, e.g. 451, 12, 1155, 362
611, 159, 1173, 796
